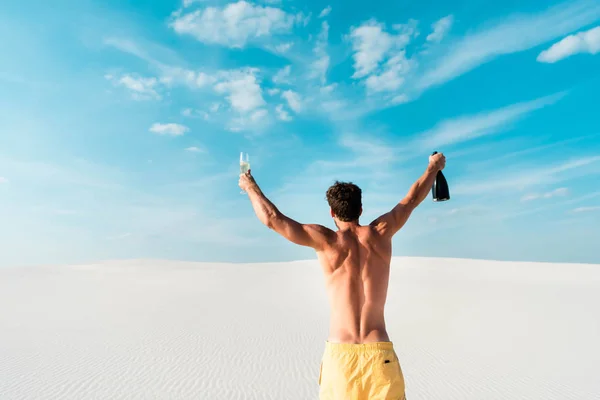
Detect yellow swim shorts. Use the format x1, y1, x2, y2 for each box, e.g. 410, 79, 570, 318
318, 341, 406, 400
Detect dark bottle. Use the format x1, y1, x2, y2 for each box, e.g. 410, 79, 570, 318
431, 151, 450, 202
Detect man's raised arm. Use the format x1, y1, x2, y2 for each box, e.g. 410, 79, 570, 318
239, 170, 333, 250
371, 153, 446, 237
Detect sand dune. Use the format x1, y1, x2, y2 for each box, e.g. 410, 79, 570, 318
1, 257, 599, 399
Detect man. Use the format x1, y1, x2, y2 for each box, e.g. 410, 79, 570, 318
238, 152, 446, 400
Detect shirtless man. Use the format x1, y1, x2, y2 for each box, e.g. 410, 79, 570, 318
239, 152, 446, 400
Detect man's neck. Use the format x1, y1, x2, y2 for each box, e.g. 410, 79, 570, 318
334, 219, 361, 231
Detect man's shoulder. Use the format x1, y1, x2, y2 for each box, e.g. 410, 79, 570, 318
305, 223, 334, 233
299, 224, 336, 252
359, 223, 386, 236
358, 225, 393, 249
305, 224, 337, 242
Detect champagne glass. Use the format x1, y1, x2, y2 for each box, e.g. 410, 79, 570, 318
240, 152, 250, 194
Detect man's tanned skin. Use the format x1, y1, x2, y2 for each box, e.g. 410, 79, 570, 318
239, 153, 446, 344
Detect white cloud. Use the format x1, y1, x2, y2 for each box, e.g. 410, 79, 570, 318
181, 108, 210, 120
181, 103, 221, 120
105, 74, 160, 100
272, 65, 291, 84
275, 104, 292, 121
159, 67, 216, 88
117, 75, 157, 94
418, 0, 600, 90
319, 6, 332, 18
195, 72, 216, 87
0, 177, 8, 184
391, 94, 409, 104
274, 42, 293, 53
281, 90, 302, 112
286, 134, 398, 196
321, 100, 345, 113
320, 83, 337, 94
209, 102, 221, 113
267, 88, 280, 96
521, 187, 569, 202
453, 156, 600, 196
339, 134, 395, 166
107, 232, 133, 240
103, 37, 189, 73
295, 12, 311, 27
214, 69, 266, 113
365, 53, 409, 93
415, 92, 565, 149
537, 26, 600, 63
310, 21, 330, 84
170, 1, 297, 48
348, 19, 417, 96
165, 69, 267, 127
181, 108, 211, 120
302, 134, 396, 179
185, 146, 204, 153
250, 109, 268, 121
182, 0, 209, 7
548, 156, 600, 173
349, 19, 396, 79
103, 38, 154, 64
227, 108, 269, 131
426, 15, 454, 42
571, 206, 600, 213
149, 123, 189, 136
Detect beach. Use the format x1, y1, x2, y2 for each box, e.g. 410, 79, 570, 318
1, 257, 599, 399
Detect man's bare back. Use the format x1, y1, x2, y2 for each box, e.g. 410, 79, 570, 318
316, 225, 393, 344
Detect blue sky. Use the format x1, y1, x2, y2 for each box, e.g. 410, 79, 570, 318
1, 0, 599, 267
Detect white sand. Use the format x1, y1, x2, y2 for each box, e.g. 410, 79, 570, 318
1, 257, 599, 399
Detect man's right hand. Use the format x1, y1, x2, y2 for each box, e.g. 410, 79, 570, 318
429, 152, 446, 171
239, 169, 258, 193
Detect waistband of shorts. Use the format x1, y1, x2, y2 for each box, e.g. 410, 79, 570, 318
324, 341, 394, 353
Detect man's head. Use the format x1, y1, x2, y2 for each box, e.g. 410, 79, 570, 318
326, 181, 362, 223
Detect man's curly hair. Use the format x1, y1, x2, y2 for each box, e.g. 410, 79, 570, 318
326, 181, 362, 222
